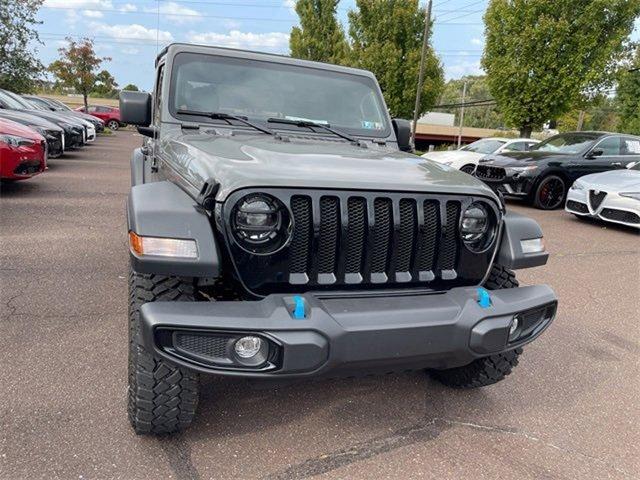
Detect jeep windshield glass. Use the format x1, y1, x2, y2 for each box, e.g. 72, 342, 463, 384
169, 53, 390, 137
534, 133, 600, 154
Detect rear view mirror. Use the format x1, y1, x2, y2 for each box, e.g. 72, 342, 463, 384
120, 91, 152, 126
392, 118, 413, 153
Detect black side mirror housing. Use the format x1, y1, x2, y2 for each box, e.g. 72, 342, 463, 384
137, 126, 158, 138
392, 118, 414, 153
120, 91, 152, 126
587, 148, 604, 159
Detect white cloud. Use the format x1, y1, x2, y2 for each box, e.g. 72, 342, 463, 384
120, 3, 137, 12
83, 9, 104, 18
45, 0, 112, 8
224, 19, 242, 30
92, 23, 174, 43
445, 60, 484, 80
283, 0, 296, 13
143, 1, 201, 25
121, 46, 140, 55
187, 30, 290, 51
471, 38, 483, 46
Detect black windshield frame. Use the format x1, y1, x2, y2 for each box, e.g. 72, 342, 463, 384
167, 52, 392, 139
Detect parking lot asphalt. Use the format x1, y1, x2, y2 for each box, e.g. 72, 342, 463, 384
1, 132, 639, 480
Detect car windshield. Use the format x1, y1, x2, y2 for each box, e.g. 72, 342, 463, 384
534, 133, 600, 154
0, 90, 29, 110
170, 53, 390, 137
460, 139, 506, 154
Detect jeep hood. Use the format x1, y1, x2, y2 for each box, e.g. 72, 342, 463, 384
162, 131, 498, 201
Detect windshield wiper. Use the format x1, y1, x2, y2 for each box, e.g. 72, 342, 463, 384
267, 117, 365, 147
177, 110, 278, 137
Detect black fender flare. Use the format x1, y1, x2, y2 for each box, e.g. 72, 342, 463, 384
496, 210, 549, 269
126, 181, 221, 278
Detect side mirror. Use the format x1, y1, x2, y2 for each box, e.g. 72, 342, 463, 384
586, 148, 604, 159
137, 126, 158, 139
392, 118, 414, 153
119, 91, 152, 126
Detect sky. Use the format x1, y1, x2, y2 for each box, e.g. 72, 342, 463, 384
34, 0, 639, 92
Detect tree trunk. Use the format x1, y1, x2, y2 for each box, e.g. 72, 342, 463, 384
83, 93, 88, 112
519, 125, 532, 138
576, 110, 585, 131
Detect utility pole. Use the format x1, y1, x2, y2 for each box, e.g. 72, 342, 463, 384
457, 81, 467, 148
411, 0, 433, 145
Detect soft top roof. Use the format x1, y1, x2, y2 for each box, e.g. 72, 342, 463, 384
155, 43, 375, 79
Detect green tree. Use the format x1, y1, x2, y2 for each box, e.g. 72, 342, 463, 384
482, 0, 640, 137
122, 83, 140, 92
290, 0, 349, 64
90, 69, 118, 97
0, 0, 44, 93
347, 0, 444, 119
438, 76, 504, 129
48, 38, 111, 111
617, 45, 640, 135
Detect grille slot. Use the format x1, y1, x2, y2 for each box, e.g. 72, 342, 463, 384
475, 165, 506, 181
396, 199, 417, 274
371, 198, 393, 274
566, 200, 589, 214
317, 197, 340, 275
600, 208, 640, 224
588, 190, 607, 210
345, 197, 366, 274
417, 201, 439, 274
438, 202, 460, 273
175, 334, 229, 360
289, 196, 313, 273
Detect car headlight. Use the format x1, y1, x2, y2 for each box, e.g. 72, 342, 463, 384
620, 192, 640, 201
442, 161, 454, 166
231, 193, 291, 254
460, 202, 497, 253
0, 134, 35, 148
506, 165, 538, 175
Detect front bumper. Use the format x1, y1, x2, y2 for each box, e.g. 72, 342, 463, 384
480, 175, 536, 198
138, 285, 557, 378
566, 188, 640, 228
86, 126, 96, 142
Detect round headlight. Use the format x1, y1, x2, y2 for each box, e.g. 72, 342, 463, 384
231, 194, 290, 254
461, 202, 496, 252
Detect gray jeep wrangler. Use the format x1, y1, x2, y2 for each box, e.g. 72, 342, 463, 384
120, 43, 557, 435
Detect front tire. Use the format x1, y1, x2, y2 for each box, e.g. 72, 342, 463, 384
128, 269, 200, 434
107, 120, 120, 131
430, 264, 522, 388
533, 175, 566, 210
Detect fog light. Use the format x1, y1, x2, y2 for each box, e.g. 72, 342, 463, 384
509, 315, 520, 340
234, 336, 262, 358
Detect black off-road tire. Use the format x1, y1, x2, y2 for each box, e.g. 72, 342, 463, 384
430, 264, 522, 388
128, 269, 200, 434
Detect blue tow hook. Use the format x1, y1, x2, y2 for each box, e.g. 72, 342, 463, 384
292, 295, 306, 319
476, 287, 492, 308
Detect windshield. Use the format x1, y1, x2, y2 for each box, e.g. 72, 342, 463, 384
534, 133, 600, 154
0, 90, 29, 110
170, 53, 390, 137
460, 139, 506, 154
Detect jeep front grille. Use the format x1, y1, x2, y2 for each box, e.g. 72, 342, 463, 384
223, 189, 501, 295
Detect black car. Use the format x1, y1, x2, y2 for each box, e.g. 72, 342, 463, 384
22, 95, 105, 133
0, 89, 86, 149
474, 132, 640, 209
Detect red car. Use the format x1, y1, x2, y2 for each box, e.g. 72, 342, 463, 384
75, 105, 123, 131
1, 118, 47, 181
